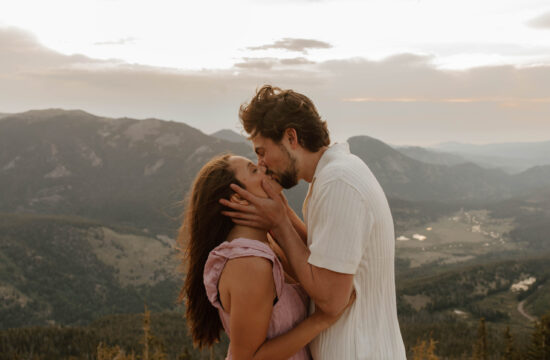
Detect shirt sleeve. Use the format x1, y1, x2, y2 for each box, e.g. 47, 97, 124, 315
307, 179, 373, 274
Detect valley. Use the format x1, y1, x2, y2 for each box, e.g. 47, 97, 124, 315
0, 109, 548, 358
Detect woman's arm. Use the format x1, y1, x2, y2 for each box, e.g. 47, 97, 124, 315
222, 256, 351, 360
252, 310, 334, 360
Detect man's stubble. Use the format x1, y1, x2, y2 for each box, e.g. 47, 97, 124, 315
274, 143, 299, 189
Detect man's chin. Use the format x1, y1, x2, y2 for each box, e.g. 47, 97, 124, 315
280, 178, 298, 189
271, 172, 298, 189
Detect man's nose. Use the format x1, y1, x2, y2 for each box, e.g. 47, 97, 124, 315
258, 159, 267, 168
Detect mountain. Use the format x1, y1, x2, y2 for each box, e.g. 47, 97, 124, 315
210, 129, 248, 144
0, 213, 179, 328
1, 108, 549, 342
432, 140, 550, 174
434, 140, 550, 159
512, 165, 550, 192
2, 109, 549, 231
349, 135, 550, 203
348, 136, 518, 203
0, 109, 255, 234
395, 146, 469, 167
488, 186, 550, 250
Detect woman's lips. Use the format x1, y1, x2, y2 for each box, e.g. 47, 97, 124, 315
266, 172, 282, 189
269, 173, 281, 185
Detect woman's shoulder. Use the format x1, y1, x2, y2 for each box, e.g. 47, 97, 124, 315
205, 238, 280, 279
204, 238, 284, 307
220, 255, 275, 291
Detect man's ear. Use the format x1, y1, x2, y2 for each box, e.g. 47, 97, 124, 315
285, 128, 299, 148
230, 193, 250, 206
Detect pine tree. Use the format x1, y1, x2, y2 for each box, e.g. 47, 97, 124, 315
473, 317, 488, 360
412, 336, 439, 360
502, 326, 517, 360
527, 313, 550, 360
178, 347, 192, 360
142, 305, 151, 360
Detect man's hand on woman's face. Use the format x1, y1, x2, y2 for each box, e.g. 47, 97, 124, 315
219, 179, 288, 231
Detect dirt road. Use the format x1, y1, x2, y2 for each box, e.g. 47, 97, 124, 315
517, 300, 537, 322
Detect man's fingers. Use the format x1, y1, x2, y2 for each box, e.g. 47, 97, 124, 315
261, 179, 279, 200
231, 218, 264, 228
221, 211, 262, 222
230, 184, 260, 205
219, 198, 254, 213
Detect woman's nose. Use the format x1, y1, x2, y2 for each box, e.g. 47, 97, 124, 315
258, 165, 267, 174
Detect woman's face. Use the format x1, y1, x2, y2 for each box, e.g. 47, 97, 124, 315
228, 156, 283, 198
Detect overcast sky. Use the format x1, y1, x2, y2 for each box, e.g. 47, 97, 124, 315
1, 0, 550, 146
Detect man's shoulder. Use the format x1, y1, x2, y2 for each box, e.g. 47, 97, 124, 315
316, 152, 371, 187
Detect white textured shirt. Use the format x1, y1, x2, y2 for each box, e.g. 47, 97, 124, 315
304, 142, 406, 360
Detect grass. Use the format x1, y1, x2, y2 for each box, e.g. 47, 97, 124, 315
396, 209, 517, 268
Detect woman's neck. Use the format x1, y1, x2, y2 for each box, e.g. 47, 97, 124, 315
226, 224, 268, 243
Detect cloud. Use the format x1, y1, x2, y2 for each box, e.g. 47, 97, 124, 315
247, 38, 332, 54
0, 26, 116, 73
1, 26, 550, 145
234, 58, 277, 70
94, 37, 137, 46
280, 57, 315, 65
527, 11, 550, 29
343, 97, 550, 104
234, 57, 316, 70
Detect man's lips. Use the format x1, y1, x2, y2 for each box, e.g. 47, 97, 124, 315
266, 170, 281, 184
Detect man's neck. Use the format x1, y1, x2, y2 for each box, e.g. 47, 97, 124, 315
299, 146, 329, 183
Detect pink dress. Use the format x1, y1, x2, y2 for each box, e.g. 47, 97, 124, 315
204, 238, 311, 360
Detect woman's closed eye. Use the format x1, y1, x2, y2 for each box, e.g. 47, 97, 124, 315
248, 163, 259, 174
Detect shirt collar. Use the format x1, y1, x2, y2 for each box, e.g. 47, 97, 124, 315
312, 142, 350, 181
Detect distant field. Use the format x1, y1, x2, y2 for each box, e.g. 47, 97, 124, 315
395, 207, 549, 349
396, 209, 516, 268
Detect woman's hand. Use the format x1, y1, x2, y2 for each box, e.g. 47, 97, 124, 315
311, 290, 356, 328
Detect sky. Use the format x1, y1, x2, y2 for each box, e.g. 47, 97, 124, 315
1, 0, 550, 146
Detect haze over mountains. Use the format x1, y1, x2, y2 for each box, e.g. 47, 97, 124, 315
0, 109, 254, 234
2, 108, 549, 231
398, 141, 550, 174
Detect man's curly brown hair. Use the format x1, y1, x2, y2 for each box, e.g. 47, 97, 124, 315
239, 85, 330, 152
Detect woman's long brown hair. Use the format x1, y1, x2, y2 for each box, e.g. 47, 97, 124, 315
177, 153, 243, 349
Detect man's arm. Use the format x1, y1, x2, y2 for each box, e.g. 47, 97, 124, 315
273, 215, 354, 316
221, 180, 354, 316
224, 252, 355, 360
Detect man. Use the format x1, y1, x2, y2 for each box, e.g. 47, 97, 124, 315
220, 85, 406, 359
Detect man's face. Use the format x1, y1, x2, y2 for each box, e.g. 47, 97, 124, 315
251, 134, 299, 189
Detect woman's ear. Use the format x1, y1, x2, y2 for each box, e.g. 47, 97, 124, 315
230, 193, 250, 206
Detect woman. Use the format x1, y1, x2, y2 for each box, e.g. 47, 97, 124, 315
178, 153, 352, 359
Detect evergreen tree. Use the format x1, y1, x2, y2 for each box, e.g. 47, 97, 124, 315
527, 313, 550, 360
502, 326, 517, 360
142, 305, 151, 360
473, 318, 488, 360
412, 336, 439, 360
